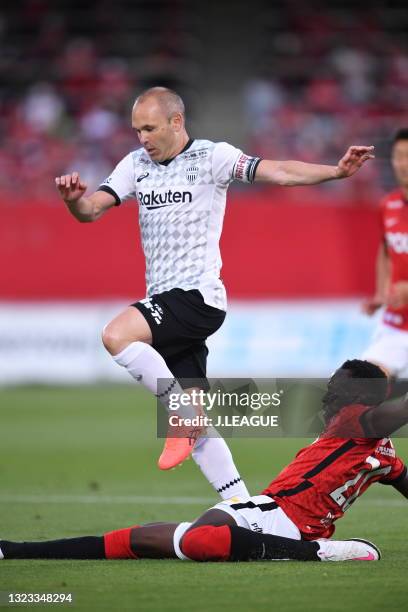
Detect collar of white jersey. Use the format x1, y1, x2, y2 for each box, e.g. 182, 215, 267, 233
158, 138, 195, 166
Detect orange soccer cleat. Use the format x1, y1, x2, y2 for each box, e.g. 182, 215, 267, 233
158, 416, 205, 470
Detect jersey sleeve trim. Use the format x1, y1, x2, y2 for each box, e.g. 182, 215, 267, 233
379, 464, 407, 485
251, 158, 262, 182
97, 185, 121, 206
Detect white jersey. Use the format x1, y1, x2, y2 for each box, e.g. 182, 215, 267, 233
99, 139, 261, 310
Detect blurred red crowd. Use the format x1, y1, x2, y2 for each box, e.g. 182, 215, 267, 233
0, 0, 407, 203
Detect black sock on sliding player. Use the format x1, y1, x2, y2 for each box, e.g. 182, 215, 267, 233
0, 536, 105, 559
228, 526, 321, 561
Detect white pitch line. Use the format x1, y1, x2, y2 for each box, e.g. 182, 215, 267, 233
0, 494, 406, 507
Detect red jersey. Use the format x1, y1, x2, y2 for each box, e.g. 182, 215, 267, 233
381, 189, 408, 331
262, 404, 406, 540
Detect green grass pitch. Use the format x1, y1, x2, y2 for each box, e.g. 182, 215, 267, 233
1, 386, 407, 611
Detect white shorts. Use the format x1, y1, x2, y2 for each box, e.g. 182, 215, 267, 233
212, 495, 301, 538
362, 322, 408, 376
173, 495, 300, 560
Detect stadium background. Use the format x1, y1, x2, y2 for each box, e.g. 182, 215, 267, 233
1, 0, 407, 382
1, 3, 408, 611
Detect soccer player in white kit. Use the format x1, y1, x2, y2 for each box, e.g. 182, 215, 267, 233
55, 87, 374, 499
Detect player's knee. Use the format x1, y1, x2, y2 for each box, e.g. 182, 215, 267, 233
180, 525, 231, 562
129, 526, 159, 557
102, 322, 128, 355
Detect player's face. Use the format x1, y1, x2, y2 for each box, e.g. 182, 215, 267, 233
132, 101, 180, 162
392, 140, 408, 188
322, 368, 351, 405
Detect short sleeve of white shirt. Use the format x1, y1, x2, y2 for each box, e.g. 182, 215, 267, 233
212, 142, 262, 186
98, 152, 135, 205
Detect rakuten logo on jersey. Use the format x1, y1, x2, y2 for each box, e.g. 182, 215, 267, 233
386, 232, 408, 254
138, 190, 192, 209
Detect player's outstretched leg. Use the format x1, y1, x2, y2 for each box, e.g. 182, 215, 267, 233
179, 526, 381, 562
103, 307, 250, 499
174, 508, 380, 563
191, 430, 250, 499
0, 523, 179, 560
103, 308, 206, 468
0, 520, 380, 562
0, 535, 107, 560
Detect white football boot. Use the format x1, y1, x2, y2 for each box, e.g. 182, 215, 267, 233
317, 538, 381, 562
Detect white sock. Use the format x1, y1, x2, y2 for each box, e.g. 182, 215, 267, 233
192, 428, 250, 500
114, 342, 250, 500
0, 546, 4, 560
173, 522, 192, 561
113, 341, 197, 419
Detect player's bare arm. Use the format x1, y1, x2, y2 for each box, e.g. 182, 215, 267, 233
254, 145, 375, 186
392, 473, 408, 499
362, 241, 390, 315
362, 393, 408, 437
55, 172, 116, 222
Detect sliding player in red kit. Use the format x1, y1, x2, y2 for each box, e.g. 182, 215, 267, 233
2, 360, 407, 563
262, 376, 406, 541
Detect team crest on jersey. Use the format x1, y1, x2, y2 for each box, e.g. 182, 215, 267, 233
186, 165, 199, 184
